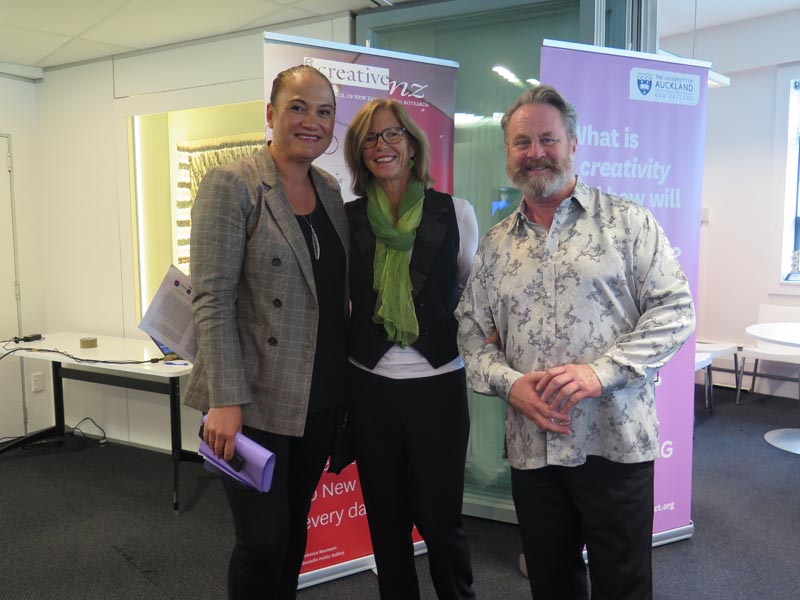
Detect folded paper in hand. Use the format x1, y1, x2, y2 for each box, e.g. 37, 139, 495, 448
138, 264, 198, 363
198, 418, 276, 493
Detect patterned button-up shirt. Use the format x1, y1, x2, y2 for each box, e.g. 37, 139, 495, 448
456, 179, 695, 469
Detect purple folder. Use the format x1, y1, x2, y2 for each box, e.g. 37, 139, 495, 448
198, 417, 276, 493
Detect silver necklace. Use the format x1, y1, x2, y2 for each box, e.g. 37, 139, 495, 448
303, 214, 320, 260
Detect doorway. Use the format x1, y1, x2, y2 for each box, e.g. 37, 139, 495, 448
0, 134, 26, 441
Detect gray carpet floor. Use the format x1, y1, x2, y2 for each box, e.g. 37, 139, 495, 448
1, 385, 799, 599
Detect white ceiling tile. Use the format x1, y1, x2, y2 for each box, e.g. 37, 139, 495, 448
79, 0, 288, 48
292, 0, 374, 15
237, 5, 327, 31
0, 0, 131, 37
0, 25, 70, 65
38, 37, 138, 68
2, 0, 797, 70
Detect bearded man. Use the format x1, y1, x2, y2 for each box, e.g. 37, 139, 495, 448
455, 85, 695, 600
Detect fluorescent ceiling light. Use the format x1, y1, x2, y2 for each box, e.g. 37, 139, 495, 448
708, 70, 731, 88
454, 113, 485, 126
493, 65, 520, 83
526, 78, 540, 86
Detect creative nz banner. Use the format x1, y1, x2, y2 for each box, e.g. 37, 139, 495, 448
263, 33, 458, 585
540, 40, 708, 541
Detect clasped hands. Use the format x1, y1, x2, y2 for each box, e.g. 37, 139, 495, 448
483, 328, 601, 433
508, 364, 602, 434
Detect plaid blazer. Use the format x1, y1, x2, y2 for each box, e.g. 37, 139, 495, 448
184, 145, 349, 436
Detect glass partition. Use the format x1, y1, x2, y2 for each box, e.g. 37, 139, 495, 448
358, 0, 581, 522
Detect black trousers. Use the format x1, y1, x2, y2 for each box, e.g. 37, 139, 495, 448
511, 456, 655, 600
348, 365, 475, 600
221, 406, 339, 600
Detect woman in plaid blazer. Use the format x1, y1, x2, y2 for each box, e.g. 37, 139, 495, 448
185, 65, 349, 599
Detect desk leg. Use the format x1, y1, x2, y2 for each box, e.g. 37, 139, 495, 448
169, 376, 181, 512
52, 361, 66, 436
0, 362, 65, 455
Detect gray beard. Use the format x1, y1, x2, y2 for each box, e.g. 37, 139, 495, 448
509, 161, 573, 200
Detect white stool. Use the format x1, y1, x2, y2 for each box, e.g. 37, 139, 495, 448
695, 351, 713, 411
696, 341, 739, 411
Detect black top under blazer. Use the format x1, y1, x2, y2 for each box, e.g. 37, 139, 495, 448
185, 145, 349, 437
346, 188, 461, 370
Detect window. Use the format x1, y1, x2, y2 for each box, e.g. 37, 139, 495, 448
778, 74, 800, 287
786, 80, 800, 281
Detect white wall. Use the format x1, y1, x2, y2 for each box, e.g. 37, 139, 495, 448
662, 9, 800, 397
15, 14, 352, 451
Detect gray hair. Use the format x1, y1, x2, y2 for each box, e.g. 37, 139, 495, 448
500, 85, 578, 141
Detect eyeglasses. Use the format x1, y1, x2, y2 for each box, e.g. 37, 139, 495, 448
363, 127, 407, 149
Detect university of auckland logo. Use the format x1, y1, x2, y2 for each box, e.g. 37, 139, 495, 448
637, 72, 652, 96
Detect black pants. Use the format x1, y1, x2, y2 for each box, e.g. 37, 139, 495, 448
347, 365, 475, 600
221, 406, 339, 600
512, 456, 655, 600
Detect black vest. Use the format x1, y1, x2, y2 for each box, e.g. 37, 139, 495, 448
346, 188, 461, 369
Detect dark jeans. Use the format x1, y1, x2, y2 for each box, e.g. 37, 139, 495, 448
512, 456, 655, 600
348, 365, 475, 600
221, 406, 339, 600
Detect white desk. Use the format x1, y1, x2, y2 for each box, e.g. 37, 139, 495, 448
744, 323, 800, 454
0, 332, 200, 510
745, 322, 800, 348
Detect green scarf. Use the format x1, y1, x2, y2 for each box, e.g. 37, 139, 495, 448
366, 176, 425, 347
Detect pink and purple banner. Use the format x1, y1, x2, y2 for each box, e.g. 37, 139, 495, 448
540, 40, 708, 541
264, 33, 457, 201
263, 32, 458, 586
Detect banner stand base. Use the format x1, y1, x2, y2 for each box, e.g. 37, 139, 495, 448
465, 498, 693, 551
463, 494, 517, 524
298, 520, 692, 589
579, 521, 695, 563
651, 522, 694, 547
299, 540, 428, 589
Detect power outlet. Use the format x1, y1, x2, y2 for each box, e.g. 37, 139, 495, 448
31, 372, 44, 393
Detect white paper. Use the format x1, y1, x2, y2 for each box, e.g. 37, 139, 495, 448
138, 265, 197, 363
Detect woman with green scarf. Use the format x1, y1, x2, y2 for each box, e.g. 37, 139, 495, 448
343, 99, 478, 600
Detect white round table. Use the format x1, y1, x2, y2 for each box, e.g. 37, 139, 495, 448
745, 322, 800, 454
764, 429, 800, 454
745, 322, 800, 347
